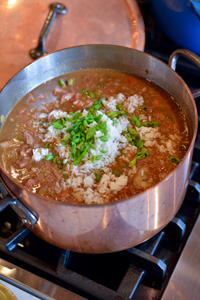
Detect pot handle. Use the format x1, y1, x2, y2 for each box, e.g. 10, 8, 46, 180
0, 194, 37, 227
29, 3, 67, 59
168, 49, 200, 99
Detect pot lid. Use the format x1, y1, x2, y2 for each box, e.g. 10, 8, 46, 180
0, 0, 145, 91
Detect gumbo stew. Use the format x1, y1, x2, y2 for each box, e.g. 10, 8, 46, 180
0, 69, 190, 204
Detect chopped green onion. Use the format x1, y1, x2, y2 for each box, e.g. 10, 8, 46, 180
58, 78, 66, 87
53, 121, 66, 130
94, 114, 103, 122
56, 160, 65, 169
60, 139, 67, 145
44, 143, 50, 148
131, 115, 141, 128
86, 126, 97, 140
99, 121, 108, 134
169, 156, 181, 164
112, 170, 122, 176
129, 159, 136, 167
117, 103, 123, 110
107, 111, 118, 118
95, 155, 103, 161
123, 163, 129, 168
72, 156, 83, 165
112, 119, 119, 125
68, 78, 74, 86
128, 127, 137, 134
136, 149, 149, 160
135, 138, 143, 150
142, 121, 160, 128
95, 169, 104, 182
63, 173, 68, 180
107, 110, 127, 119
45, 154, 55, 161
81, 89, 95, 99
91, 155, 103, 163
117, 110, 127, 117
90, 99, 103, 111
140, 105, 147, 111
126, 127, 143, 150
101, 150, 107, 154
99, 134, 110, 142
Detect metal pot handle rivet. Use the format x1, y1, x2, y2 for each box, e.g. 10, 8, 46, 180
30, 3, 67, 60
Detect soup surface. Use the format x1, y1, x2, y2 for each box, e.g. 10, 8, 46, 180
0, 69, 190, 204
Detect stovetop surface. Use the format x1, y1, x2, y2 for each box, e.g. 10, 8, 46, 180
0, 1, 200, 299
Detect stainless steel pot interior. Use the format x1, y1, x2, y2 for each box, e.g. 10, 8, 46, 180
0, 45, 198, 253
0, 45, 196, 133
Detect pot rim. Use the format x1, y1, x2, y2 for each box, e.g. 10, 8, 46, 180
0, 44, 198, 208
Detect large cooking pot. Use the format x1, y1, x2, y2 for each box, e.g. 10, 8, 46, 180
0, 45, 199, 253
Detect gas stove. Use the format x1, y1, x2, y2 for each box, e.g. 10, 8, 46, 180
0, 1, 200, 299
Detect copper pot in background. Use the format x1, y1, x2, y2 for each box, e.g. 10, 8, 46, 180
0, 45, 198, 253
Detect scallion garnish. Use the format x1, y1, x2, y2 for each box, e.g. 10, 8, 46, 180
95, 169, 104, 182
81, 89, 95, 99
60, 139, 67, 145
142, 121, 160, 128
107, 110, 127, 119
169, 156, 181, 164
140, 105, 147, 111
68, 78, 74, 86
129, 159, 136, 167
63, 173, 68, 180
45, 154, 55, 161
91, 155, 103, 163
101, 150, 107, 154
127, 127, 143, 150
57, 98, 110, 165
131, 115, 160, 128
58, 78, 66, 87
86, 125, 97, 140
136, 149, 149, 160
131, 115, 141, 127
112, 170, 122, 176
99, 134, 110, 142
117, 103, 123, 110
56, 160, 65, 169
53, 120, 66, 130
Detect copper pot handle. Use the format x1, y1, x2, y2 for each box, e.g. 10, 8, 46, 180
0, 183, 37, 226
29, 3, 67, 60
168, 49, 200, 98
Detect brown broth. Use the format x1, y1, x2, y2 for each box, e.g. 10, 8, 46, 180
0, 69, 191, 204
